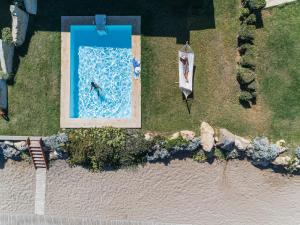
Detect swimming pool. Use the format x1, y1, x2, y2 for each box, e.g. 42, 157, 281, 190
70, 25, 132, 118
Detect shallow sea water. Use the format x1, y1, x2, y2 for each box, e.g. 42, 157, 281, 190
77, 46, 132, 118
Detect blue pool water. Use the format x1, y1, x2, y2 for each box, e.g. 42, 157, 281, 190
70, 25, 132, 118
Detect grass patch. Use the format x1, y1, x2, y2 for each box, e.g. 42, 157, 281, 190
256, 2, 300, 144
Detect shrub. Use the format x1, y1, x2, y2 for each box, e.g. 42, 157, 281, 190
246, 80, 257, 91
247, 0, 266, 10
238, 25, 255, 42
193, 150, 207, 163
239, 91, 253, 103
238, 43, 254, 55
240, 7, 250, 19
0, 71, 10, 80
286, 156, 299, 174
247, 137, 280, 167
1, 27, 13, 44
237, 67, 255, 85
165, 135, 188, 150
239, 50, 256, 69
66, 128, 152, 171
244, 14, 256, 25
13, 0, 25, 9
295, 147, 300, 159
214, 148, 225, 161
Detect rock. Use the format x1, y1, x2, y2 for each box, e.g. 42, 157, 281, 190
295, 147, 300, 159
10, 5, 29, 46
247, 137, 280, 167
144, 132, 156, 141
49, 151, 58, 160
200, 122, 215, 152
43, 133, 68, 151
217, 128, 235, 151
0, 144, 20, 159
13, 141, 28, 151
276, 139, 287, 154
272, 156, 291, 166
235, 135, 251, 151
179, 130, 195, 141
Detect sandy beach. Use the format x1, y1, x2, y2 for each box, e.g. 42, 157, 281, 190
0, 159, 300, 224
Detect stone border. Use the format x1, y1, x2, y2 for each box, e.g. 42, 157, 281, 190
60, 16, 141, 128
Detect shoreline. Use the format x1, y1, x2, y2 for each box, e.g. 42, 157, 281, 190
0, 159, 299, 224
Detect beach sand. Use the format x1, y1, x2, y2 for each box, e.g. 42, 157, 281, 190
0, 159, 300, 224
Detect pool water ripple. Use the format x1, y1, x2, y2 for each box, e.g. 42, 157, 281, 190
77, 46, 132, 118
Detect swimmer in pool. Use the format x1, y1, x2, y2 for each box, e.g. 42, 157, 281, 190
90, 81, 102, 97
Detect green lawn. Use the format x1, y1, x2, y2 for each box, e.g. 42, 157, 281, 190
256, 1, 300, 144
0, 0, 299, 142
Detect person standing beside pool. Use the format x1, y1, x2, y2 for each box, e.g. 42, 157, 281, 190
90, 81, 102, 97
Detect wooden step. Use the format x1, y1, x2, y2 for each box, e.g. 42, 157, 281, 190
27, 138, 48, 170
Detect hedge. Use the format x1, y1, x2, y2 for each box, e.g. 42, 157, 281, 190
237, 67, 256, 85
238, 24, 255, 42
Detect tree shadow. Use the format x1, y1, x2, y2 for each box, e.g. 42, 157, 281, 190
36, 0, 215, 44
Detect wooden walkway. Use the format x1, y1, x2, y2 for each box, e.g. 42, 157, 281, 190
0, 214, 192, 225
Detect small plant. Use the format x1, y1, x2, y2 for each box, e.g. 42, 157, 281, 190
12, 0, 25, 9
239, 91, 254, 104
238, 43, 254, 55
238, 25, 255, 42
237, 67, 256, 85
0, 71, 10, 80
295, 147, 300, 159
214, 148, 226, 161
165, 135, 188, 150
247, 0, 266, 10
239, 50, 256, 69
240, 7, 250, 19
193, 150, 207, 163
244, 14, 256, 25
286, 155, 299, 174
1, 27, 13, 44
246, 80, 257, 91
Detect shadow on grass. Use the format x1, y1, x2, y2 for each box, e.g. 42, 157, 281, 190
36, 0, 215, 44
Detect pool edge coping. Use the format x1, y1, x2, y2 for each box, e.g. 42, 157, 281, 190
60, 16, 141, 128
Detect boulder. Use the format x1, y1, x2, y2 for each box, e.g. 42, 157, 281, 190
200, 122, 215, 152
275, 139, 287, 154
217, 128, 235, 151
170, 130, 195, 141
43, 133, 68, 151
0, 143, 20, 159
0, 39, 14, 74
24, 0, 37, 15
10, 5, 29, 46
272, 156, 291, 166
235, 135, 251, 151
144, 132, 156, 141
12, 141, 28, 151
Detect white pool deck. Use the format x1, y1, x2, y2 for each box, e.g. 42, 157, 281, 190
60, 16, 141, 128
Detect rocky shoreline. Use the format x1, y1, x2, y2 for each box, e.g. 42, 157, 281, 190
0, 123, 300, 174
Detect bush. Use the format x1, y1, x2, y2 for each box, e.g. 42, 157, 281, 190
240, 7, 250, 19
214, 148, 225, 161
1, 27, 13, 44
238, 43, 254, 55
246, 80, 257, 91
238, 25, 255, 42
239, 50, 256, 69
66, 128, 152, 171
193, 150, 207, 163
237, 67, 255, 85
0, 71, 10, 80
247, 0, 266, 10
13, 0, 25, 9
239, 91, 253, 103
244, 14, 256, 25
165, 135, 188, 150
295, 147, 300, 159
247, 137, 280, 167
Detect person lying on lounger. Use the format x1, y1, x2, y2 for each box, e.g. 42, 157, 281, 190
90, 81, 102, 97
180, 55, 189, 83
